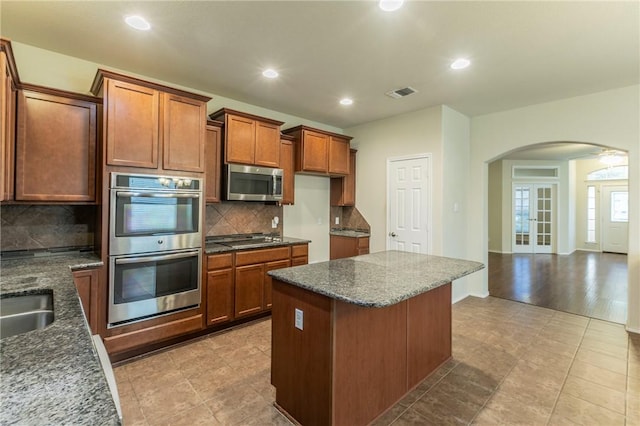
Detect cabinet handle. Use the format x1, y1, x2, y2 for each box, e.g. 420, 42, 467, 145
389, 232, 397, 237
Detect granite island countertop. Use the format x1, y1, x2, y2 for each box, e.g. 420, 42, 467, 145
267, 250, 484, 307
0, 252, 120, 425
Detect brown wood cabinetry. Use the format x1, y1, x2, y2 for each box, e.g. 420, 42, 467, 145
209, 108, 284, 167
291, 244, 309, 266
73, 268, 101, 334
91, 69, 209, 173
205, 121, 223, 203
235, 246, 291, 317
331, 149, 357, 206
280, 135, 295, 205
330, 234, 370, 260
0, 39, 18, 202
15, 85, 98, 202
282, 125, 352, 176
206, 253, 234, 326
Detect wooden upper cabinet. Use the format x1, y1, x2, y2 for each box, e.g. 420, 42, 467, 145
329, 136, 350, 175
282, 125, 352, 176
0, 40, 18, 202
91, 69, 211, 173
104, 78, 159, 169
163, 93, 206, 172
209, 108, 284, 167
331, 149, 357, 206
15, 86, 98, 202
205, 121, 223, 203
280, 135, 295, 205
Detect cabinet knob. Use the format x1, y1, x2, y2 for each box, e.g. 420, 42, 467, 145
158, 240, 164, 244
389, 232, 397, 237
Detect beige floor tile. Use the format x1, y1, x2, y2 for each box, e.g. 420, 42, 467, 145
243, 405, 292, 426
206, 388, 272, 425
370, 403, 408, 426
583, 328, 629, 348
187, 364, 251, 401
531, 335, 579, 358
411, 387, 481, 425
575, 347, 628, 375
482, 389, 551, 425
569, 359, 627, 393
130, 368, 184, 397
122, 352, 176, 381
497, 373, 560, 409
543, 321, 587, 337
551, 311, 590, 327
561, 375, 626, 414
588, 319, 628, 335
120, 393, 148, 426
519, 346, 574, 374
551, 393, 625, 426
536, 328, 584, 346
507, 359, 566, 389
138, 380, 202, 424
149, 404, 220, 426
579, 336, 628, 360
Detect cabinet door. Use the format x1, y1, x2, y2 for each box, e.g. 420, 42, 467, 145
207, 268, 234, 326
16, 90, 97, 202
205, 124, 222, 203
1, 52, 16, 201
280, 139, 295, 205
225, 114, 255, 165
328, 136, 350, 175
73, 269, 100, 334
163, 93, 206, 172
105, 79, 159, 169
330, 235, 358, 260
330, 150, 356, 206
264, 259, 290, 309
300, 130, 329, 173
254, 121, 280, 167
234, 264, 264, 318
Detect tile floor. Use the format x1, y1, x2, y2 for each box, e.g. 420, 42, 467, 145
114, 296, 640, 425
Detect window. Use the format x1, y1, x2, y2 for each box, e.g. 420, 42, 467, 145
587, 165, 628, 181
586, 186, 596, 243
610, 191, 629, 222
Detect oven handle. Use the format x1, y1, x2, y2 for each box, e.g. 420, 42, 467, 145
116, 192, 200, 199
115, 251, 199, 265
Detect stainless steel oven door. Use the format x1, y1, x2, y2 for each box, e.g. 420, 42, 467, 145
108, 249, 201, 326
110, 190, 201, 255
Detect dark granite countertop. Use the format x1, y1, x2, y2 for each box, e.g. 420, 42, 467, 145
204, 236, 311, 254
0, 253, 120, 425
268, 250, 484, 307
330, 229, 370, 238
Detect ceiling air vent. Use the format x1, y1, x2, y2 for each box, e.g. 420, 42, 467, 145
385, 86, 418, 99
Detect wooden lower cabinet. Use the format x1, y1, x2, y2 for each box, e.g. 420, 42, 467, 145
264, 259, 290, 309
291, 244, 309, 266
330, 235, 370, 260
235, 264, 265, 318
72, 268, 100, 334
206, 268, 234, 325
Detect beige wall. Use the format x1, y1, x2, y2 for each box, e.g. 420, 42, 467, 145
346, 106, 444, 255
469, 85, 640, 333
488, 161, 503, 252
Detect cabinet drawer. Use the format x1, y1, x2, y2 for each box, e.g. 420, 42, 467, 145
291, 244, 308, 258
236, 246, 290, 266
291, 256, 308, 266
207, 253, 233, 270
357, 237, 370, 249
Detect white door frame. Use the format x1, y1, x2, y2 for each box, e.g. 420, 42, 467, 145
386, 153, 432, 253
511, 182, 556, 254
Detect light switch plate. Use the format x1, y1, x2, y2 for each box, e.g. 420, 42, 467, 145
295, 308, 303, 330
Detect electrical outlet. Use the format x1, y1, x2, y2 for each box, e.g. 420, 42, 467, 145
335, 216, 340, 225
295, 308, 303, 330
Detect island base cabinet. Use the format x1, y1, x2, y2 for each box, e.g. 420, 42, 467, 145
271, 280, 452, 426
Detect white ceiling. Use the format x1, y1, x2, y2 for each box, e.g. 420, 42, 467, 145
1, 1, 638, 131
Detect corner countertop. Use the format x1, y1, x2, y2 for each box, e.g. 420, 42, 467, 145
0, 253, 120, 426
267, 250, 484, 307
205, 236, 311, 254
330, 229, 370, 238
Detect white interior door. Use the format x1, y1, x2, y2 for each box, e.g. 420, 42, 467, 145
601, 185, 628, 254
513, 184, 553, 254
387, 156, 430, 253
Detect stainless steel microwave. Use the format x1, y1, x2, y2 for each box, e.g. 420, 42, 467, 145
225, 164, 283, 202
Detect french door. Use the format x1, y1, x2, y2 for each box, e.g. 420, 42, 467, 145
513, 184, 554, 254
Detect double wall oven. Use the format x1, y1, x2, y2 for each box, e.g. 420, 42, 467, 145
108, 173, 202, 327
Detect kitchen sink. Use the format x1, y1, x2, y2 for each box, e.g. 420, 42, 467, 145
0, 293, 54, 340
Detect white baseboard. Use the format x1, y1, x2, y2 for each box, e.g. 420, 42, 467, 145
452, 291, 489, 304
488, 250, 503, 254
576, 248, 602, 253
626, 326, 640, 335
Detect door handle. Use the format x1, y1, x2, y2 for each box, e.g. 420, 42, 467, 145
389, 232, 397, 237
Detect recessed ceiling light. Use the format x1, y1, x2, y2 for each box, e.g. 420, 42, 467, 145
262, 69, 279, 79
379, 0, 404, 11
339, 98, 353, 106
450, 58, 471, 70
125, 15, 151, 31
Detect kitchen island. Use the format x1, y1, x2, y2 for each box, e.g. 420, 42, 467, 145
268, 250, 483, 426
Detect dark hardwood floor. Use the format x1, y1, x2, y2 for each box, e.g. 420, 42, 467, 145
488, 251, 628, 324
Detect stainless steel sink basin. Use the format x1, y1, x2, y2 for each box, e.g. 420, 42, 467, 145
0, 293, 54, 339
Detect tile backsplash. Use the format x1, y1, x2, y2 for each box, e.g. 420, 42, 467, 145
331, 206, 370, 232
205, 201, 283, 237
1, 205, 96, 251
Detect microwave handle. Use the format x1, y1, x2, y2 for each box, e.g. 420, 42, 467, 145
117, 192, 200, 199
115, 251, 199, 265
272, 175, 277, 195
